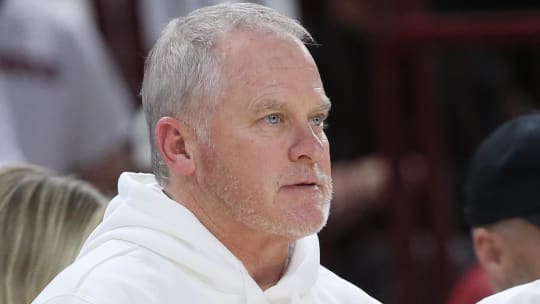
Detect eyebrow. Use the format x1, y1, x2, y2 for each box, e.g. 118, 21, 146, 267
250, 98, 286, 112
250, 96, 332, 113
316, 96, 332, 113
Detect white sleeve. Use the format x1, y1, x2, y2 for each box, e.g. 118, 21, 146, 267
59, 19, 134, 167
0, 79, 26, 165
477, 280, 540, 304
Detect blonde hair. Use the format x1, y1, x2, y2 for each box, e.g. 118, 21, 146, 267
0, 165, 107, 304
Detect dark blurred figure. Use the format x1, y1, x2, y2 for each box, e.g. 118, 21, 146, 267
432, 0, 540, 12
432, 4, 540, 301
432, 0, 540, 206
303, 1, 540, 303
300, 0, 395, 302
460, 113, 540, 303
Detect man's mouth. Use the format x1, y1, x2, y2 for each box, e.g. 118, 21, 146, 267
283, 180, 321, 190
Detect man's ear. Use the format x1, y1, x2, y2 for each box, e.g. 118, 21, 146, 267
155, 117, 195, 176
472, 227, 506, 284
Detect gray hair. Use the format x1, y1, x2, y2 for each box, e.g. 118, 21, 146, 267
141, 2, 314, 187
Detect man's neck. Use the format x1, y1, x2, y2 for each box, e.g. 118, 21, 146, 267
225, 234, 293, 290
166, 184, 293, 290
195, 206, 293, 290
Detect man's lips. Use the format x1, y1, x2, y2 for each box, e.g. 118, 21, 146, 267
281, 180, 322, 190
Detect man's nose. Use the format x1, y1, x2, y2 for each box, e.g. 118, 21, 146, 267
288, 124, 327, 163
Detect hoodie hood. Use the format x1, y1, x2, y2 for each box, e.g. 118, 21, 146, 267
78, 172, 320, 302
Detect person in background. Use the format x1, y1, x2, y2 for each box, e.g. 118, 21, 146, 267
33, 3, 381, 303
462, 113, 540, 303
0, 0, 134, 194
0, 165, 107, 304
0, 78, 25, 166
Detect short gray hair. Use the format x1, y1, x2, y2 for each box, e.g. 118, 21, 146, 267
140, 2, 314, 187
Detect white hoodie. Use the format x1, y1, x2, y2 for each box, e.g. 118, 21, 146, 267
477, 279, 540, 304
33, 172, 381, 304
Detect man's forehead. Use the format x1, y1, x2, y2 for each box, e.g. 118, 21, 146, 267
219, 34, 318, 82
214, 29, 325, 107
218, 29, 308, 64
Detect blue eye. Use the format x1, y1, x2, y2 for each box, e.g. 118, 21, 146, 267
310, 115, 326, 127
265, 114, 281, 124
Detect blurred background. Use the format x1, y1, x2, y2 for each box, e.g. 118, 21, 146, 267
2, 0, 540, 303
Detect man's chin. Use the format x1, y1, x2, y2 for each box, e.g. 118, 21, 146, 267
282, 211, 329, 239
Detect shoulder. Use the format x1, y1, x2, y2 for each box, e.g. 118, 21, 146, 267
34, 240, 184, 304
478, 279, 540, 304
312, 266, 382, 304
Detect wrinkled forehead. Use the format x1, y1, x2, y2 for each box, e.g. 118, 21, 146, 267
215, 29, 319, 84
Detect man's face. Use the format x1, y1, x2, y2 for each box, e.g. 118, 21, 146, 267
195, 30, 332, 239
495, 220, 540, 290
475, 219, 540, 291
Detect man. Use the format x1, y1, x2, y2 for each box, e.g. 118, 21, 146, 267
33, 3, 381, 303
462, 113, 540, 303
